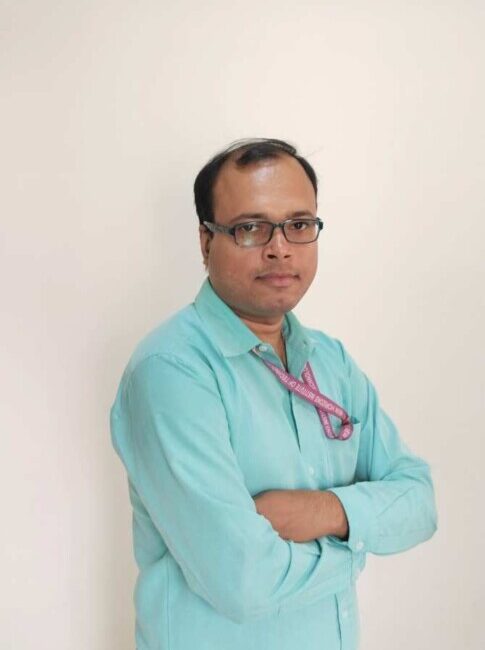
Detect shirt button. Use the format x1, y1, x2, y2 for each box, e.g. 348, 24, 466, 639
258, 344, 268, 352
341, 609, 348, 619
355, 540, 364, 551
308, 466, 315, 475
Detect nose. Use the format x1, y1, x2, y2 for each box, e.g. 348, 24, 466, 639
263, 224, 292, 259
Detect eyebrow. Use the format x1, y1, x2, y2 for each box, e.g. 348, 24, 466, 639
228, 210, 315, 225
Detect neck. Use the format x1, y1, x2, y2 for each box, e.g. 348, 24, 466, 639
232, 308, 288, 369
234, 311, 283, 344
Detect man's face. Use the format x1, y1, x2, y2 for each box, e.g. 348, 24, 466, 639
198, 153, 319, 322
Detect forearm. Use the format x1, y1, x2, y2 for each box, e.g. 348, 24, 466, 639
253, 489, 349, 543
327, 473, 437, 555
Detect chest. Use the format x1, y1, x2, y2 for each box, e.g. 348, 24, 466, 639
214, 352, 363, 496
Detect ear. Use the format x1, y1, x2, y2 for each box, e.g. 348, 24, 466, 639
199, 224, 212, 269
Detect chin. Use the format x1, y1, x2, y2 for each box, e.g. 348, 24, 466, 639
259, 295, 300, 315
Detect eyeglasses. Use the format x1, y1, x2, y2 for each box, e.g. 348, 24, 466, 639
203, 217, 324, 248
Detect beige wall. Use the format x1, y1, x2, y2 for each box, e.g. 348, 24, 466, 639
1, 1, 483, 648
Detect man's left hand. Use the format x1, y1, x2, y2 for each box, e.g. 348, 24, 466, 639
253, 489, 349, 543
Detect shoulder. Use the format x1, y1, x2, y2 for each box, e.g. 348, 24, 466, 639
123, 302, 215, 383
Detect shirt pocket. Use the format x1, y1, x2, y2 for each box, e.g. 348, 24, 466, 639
325, 419, 362, 487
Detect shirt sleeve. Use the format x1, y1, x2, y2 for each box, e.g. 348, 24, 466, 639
325, 340, 438, 556
110, 352, 361, 625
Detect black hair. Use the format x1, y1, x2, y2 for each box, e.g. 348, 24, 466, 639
193, 138, 318, 225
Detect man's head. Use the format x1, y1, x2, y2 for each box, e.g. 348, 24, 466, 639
194, 138, 321, 324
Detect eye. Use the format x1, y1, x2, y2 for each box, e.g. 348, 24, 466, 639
288, 220, 311, 230
238, 222, 260, 233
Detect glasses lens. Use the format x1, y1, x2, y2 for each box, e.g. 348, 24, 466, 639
234, 219, 320, 247
235, 222, 273, 247
284, 219, 319, 243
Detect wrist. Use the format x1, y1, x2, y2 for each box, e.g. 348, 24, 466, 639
317, 491, 349, 539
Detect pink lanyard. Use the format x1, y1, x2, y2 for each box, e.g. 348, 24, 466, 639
252, 347, 354, 441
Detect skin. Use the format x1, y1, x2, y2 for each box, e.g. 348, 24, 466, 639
198, 152, 349, 543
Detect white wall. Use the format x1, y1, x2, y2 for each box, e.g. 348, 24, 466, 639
1, 1, 483, 648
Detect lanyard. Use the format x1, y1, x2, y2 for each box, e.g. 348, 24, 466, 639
252, 347, 354, 441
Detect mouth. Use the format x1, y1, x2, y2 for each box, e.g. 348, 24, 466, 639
256, 273, 299, 287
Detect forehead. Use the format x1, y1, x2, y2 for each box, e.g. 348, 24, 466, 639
212, 153, 316, 220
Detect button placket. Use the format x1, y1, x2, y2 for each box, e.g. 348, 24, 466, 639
336, 591, 351, 648
256, 344, 302, 453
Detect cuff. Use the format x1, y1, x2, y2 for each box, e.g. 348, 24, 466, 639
325, 485, 377, 555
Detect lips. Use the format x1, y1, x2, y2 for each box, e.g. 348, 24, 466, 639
256, 273, 298, 287
257, 273, 298, 280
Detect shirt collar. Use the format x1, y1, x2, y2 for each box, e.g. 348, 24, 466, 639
193, 277, 314, 364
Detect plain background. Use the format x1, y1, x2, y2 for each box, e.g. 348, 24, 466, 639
1, 1, 483, 648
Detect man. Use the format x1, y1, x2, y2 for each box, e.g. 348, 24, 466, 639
110, 138, 438, 650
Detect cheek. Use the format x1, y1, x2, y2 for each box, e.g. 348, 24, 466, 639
310, 245, 319, 266
210, 244, 256, 281
298, 247, 318, 277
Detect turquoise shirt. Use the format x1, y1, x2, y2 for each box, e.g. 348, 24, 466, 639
110, 277, 438, 650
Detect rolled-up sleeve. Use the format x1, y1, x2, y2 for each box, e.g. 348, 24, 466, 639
110, 353, 359, 624
326, 340, 438, 555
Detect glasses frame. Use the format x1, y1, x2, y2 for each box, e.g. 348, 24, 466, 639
202, 217, 324, 247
